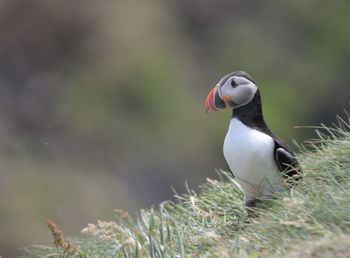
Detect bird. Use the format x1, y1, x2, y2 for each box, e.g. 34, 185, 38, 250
205, 71, 299, 209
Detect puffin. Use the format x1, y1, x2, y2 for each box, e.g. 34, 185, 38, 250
205, 71, 299, 208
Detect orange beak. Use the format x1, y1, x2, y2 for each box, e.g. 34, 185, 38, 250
205, 85, 228, 113
205, 86, 219, 113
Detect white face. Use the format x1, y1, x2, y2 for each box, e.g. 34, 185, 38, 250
218, 76, 258, 108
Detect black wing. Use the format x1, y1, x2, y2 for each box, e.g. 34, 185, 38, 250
273, 138, 300, 179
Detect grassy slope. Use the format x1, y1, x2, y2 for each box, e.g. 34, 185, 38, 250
27, 120, 350, 258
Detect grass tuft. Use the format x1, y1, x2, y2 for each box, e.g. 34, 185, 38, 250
26, 116, 350, 257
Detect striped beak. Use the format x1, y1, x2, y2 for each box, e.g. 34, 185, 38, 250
205, 85, 227, 113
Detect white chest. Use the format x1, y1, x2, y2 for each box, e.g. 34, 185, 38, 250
223, 118, 282, 201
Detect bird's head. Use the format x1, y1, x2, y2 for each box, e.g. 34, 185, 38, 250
205, 71, 258, 113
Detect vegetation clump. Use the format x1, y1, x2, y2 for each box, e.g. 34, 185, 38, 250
27, 118, 350, 257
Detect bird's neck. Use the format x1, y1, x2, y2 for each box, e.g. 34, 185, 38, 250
232, 90, 270, 133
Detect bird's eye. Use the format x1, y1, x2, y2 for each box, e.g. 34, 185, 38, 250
231, 79, 238, 88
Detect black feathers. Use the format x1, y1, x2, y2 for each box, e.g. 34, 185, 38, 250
218, 71, 255, 87
274, 144, 300, 178
233, 89, 300, 178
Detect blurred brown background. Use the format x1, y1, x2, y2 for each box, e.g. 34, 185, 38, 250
0, 1, 349, 256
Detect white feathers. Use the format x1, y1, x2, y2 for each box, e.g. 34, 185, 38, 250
223, 118, 283, 204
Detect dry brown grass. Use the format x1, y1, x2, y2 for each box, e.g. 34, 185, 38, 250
46, 219, 78, 253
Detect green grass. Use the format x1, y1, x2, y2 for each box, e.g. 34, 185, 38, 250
25, 116, 350, 257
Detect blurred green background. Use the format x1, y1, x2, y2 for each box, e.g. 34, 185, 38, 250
0, 1, 349, 256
